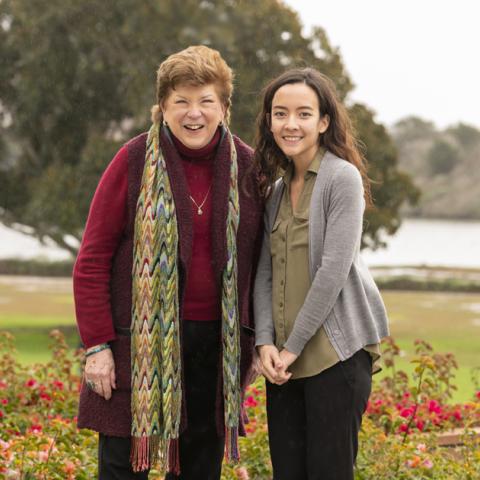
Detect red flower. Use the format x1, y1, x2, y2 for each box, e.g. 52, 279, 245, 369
40, 392, 52, 402
400, 407, 414, 418
428, 400, 442, 414
52, 380, 64, 390
0, 399, 7, 405
244, 396, 258, 408
0, 410, 4, 419
25, 379, 37, 388
476, 391, 480, 400
415, 419, 425, 431
398, 423, 410, 434
30, 424, 43, 434
0, 381, 6, 390
452, 409, 462, 421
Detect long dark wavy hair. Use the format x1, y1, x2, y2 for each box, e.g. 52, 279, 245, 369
254, 68, 371, 205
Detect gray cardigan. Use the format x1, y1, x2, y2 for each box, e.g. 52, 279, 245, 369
254, 151, 389, 361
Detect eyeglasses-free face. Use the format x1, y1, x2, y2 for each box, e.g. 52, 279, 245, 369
162, 83, 225, 150
270, 82, 329, 166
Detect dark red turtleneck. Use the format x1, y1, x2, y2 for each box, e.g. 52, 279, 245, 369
171, 129, 221, 321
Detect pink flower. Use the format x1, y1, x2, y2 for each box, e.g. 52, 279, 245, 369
244, 396, 258, 408
235, 467, 250, 480
406, 456, 421, 468
0, 399, 7, 405
0, 381, 6, 390
423, 459, 433, 469
416, 443, 427, 452
0, 439, 10, 450
25, 379, 37, 388
37, 451, 49, 462
0, 410, 4, 419
475, 391, 480, 400
63, 460, 76, 476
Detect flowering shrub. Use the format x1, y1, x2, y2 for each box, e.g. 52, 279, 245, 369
0, 331, 97, 478
356, 337, 480, 479
1, 332, 479, 479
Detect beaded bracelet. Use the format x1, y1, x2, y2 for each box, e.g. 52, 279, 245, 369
85, 343, 111, 357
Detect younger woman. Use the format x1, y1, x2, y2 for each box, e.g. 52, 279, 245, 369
253, 68, 389, 480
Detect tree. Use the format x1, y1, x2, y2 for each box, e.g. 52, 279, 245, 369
427, 140, 459, 176
447, 123, 480, 151
350, 104, 419, 249
0, 0, 416, 255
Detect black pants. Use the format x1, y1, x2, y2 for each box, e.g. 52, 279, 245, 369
98, 320, 224, 480
266, 349, 372, 480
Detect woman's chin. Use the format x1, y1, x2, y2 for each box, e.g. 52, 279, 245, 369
178, 130, 212, 149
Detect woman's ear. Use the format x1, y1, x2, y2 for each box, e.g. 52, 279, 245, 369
318, 114, 330, 134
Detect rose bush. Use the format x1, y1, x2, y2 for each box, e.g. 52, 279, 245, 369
0, 331, 478, 479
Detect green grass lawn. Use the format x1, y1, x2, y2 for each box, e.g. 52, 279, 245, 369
0, 276, 478, 401
375, 290, 479, 402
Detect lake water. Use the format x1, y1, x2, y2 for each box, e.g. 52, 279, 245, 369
362, 218, 480, 268
1, 218, 480, 268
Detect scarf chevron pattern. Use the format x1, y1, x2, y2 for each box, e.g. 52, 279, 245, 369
130, 124, 241, 474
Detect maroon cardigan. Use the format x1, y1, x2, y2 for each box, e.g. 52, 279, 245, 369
74, 128, 263, 437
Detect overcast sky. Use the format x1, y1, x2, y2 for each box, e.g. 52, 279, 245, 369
282, 0, 480, 130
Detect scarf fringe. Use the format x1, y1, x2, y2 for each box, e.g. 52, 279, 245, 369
130, 435, 160, 473
167, 438, 180, 475
225, 426, 240, 462
130, 435, 180, 474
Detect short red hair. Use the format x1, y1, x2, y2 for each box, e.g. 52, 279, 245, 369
151, 45, 234, 124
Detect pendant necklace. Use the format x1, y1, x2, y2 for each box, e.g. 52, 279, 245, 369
189, 183, 212, 215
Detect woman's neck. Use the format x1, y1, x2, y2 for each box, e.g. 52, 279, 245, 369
291, 149, 318, 181
171, 128, 221, 160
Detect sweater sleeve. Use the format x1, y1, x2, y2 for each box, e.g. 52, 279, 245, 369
73, 146, 128, 348
253, 204, 276, 347
283, 164, 365, 356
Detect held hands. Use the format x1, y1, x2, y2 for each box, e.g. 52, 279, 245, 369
257, 345, 298, 385
84, 346, 116, 400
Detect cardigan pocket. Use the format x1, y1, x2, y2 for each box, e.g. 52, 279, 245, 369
110, 334, 132, 392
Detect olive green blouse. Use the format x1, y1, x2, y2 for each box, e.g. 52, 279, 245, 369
271, 150, 380, 379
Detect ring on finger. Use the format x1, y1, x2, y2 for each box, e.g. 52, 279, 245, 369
86, 380, 96, 391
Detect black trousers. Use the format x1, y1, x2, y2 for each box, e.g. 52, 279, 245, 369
98, 320, 224, 480
266, 349, 372, 480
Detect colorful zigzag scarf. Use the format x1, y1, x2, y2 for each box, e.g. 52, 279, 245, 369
130, 123, 241, 474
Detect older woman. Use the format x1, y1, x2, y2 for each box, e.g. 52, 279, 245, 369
73, 45, 263, 480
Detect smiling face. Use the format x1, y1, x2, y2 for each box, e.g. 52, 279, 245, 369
270, 82, 329, 166
162, 83, 225, 149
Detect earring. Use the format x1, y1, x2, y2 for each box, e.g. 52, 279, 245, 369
163, 120, 169, 127
218, 121, 224, 127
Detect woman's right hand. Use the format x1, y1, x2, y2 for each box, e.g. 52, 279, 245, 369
84, 347, 116, 400
257, 345, 291, 385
